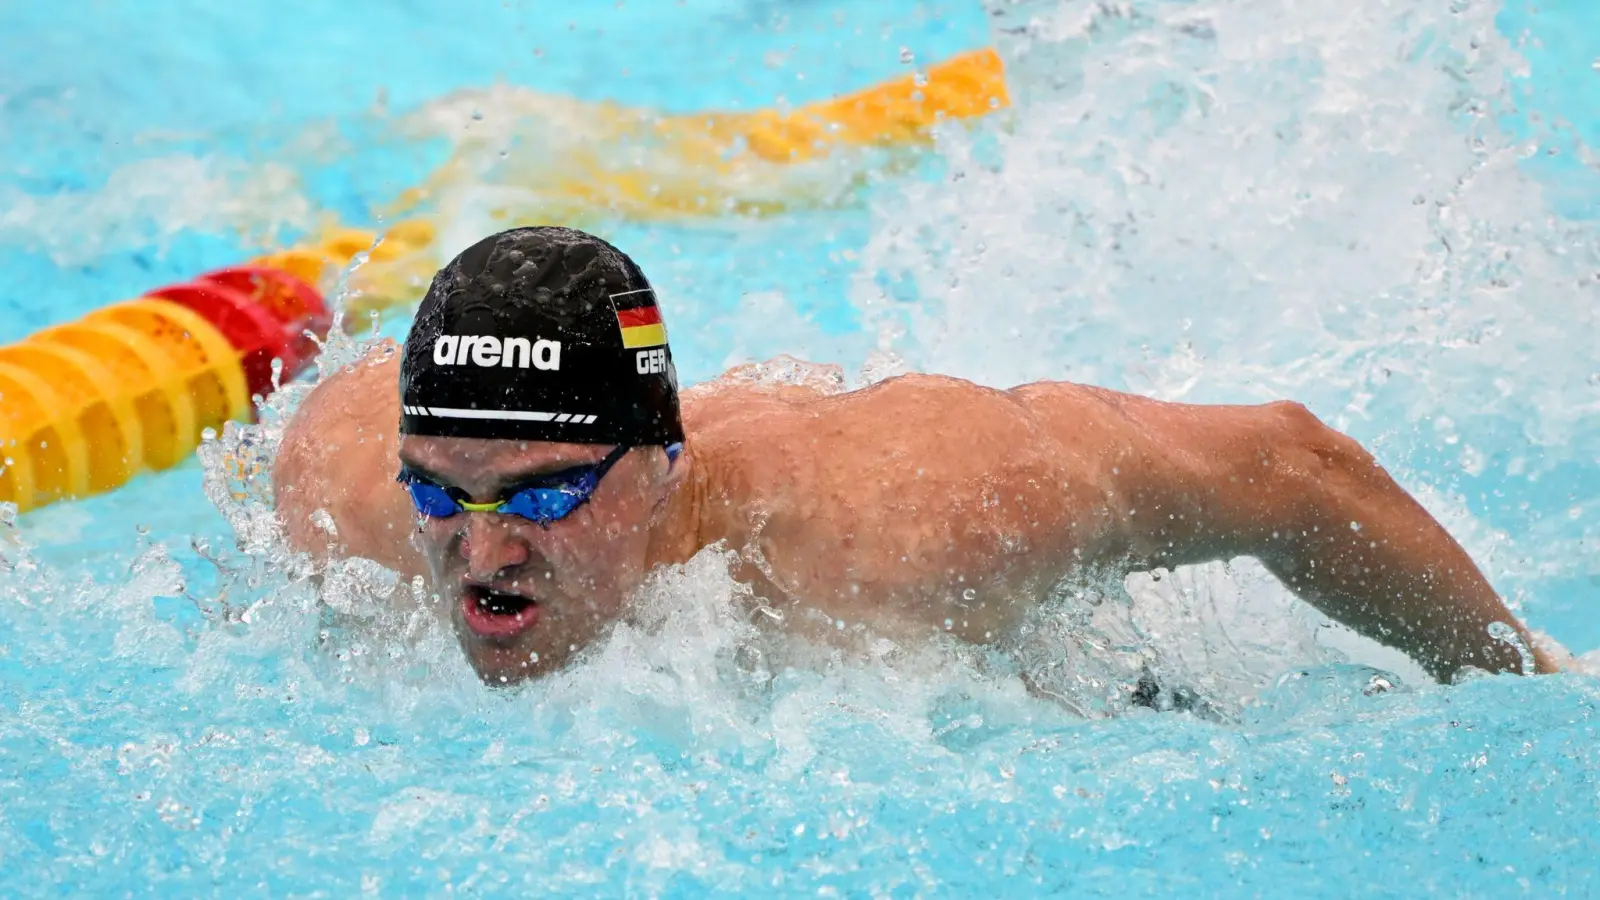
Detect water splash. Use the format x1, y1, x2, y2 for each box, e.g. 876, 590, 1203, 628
857, 0, 1597, 452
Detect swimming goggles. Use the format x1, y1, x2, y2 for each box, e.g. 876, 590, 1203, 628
397, 444, 634, 526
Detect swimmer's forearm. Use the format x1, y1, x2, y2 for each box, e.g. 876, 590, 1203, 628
1255, 450, 1551, 681
1086, 396, 1550, 678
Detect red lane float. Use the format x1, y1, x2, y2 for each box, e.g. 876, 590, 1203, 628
201, 265, 332, 367
0, 266, 329, 512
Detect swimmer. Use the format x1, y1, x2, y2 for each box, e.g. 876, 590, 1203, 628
273, 226, 1559, 686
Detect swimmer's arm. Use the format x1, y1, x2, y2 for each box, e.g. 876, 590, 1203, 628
1055, 391, 1556, 680
272, 342, 428, 580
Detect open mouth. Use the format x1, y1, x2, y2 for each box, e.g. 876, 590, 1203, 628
459, 584, 542, 640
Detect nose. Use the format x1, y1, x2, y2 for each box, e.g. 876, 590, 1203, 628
458, 512, 531, 581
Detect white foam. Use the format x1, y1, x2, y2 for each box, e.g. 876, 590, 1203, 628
855, 0, 1596, 459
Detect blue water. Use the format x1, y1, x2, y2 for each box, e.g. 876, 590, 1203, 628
3, 0, 1599, 895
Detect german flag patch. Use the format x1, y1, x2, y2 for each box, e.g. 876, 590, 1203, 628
610, 288, 667, 349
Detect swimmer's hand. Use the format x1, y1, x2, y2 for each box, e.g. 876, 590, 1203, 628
1529, 631, 1578, 674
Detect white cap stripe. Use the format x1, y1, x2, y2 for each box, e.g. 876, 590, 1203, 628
413, 406, 597, 424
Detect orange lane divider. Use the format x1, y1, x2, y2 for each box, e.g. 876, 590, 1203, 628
0, 268, 328, 513
388, 48, 1012, 227
680, 46, 1010, 165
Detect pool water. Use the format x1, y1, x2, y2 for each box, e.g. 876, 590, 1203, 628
3, 0, 1598, 895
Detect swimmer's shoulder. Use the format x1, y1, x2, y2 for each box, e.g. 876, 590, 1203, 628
680, 357, 841, 424
291, 341, 401, 419
326, 339, 403, 390
275, 340, 411, 567
280, 341, 402, 477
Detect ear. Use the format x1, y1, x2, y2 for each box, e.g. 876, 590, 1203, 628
647, 444, 690, 522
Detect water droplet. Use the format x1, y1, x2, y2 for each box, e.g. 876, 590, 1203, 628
961, 588, 977, 601
1486, 621, 1534, 674
899, 47, 915, 65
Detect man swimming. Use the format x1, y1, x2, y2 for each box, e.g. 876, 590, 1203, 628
273, 225, 1558, 688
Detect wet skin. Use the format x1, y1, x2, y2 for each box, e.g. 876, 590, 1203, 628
274, 341, 1558, 685
392, 435, 686, 683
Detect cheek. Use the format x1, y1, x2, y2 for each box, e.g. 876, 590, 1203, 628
599, 502, 656, 558
414, 518, 464, 568
543, 530, 639, 582
416, 518, 456, 547
546, 517, 653, 586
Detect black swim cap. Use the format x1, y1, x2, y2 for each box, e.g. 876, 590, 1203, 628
399, 226, 684, 446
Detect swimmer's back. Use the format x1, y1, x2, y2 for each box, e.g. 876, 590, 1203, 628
681, 369, 1130, 636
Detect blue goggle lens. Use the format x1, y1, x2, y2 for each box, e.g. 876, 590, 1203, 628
501, 481, 590, 523
401, 468, 602, 523
405, 480, 463, 518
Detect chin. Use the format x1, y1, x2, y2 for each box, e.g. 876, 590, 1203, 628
460, 637, 552, 686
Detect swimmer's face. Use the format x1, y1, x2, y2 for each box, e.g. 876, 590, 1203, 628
396, 436, 676, 685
